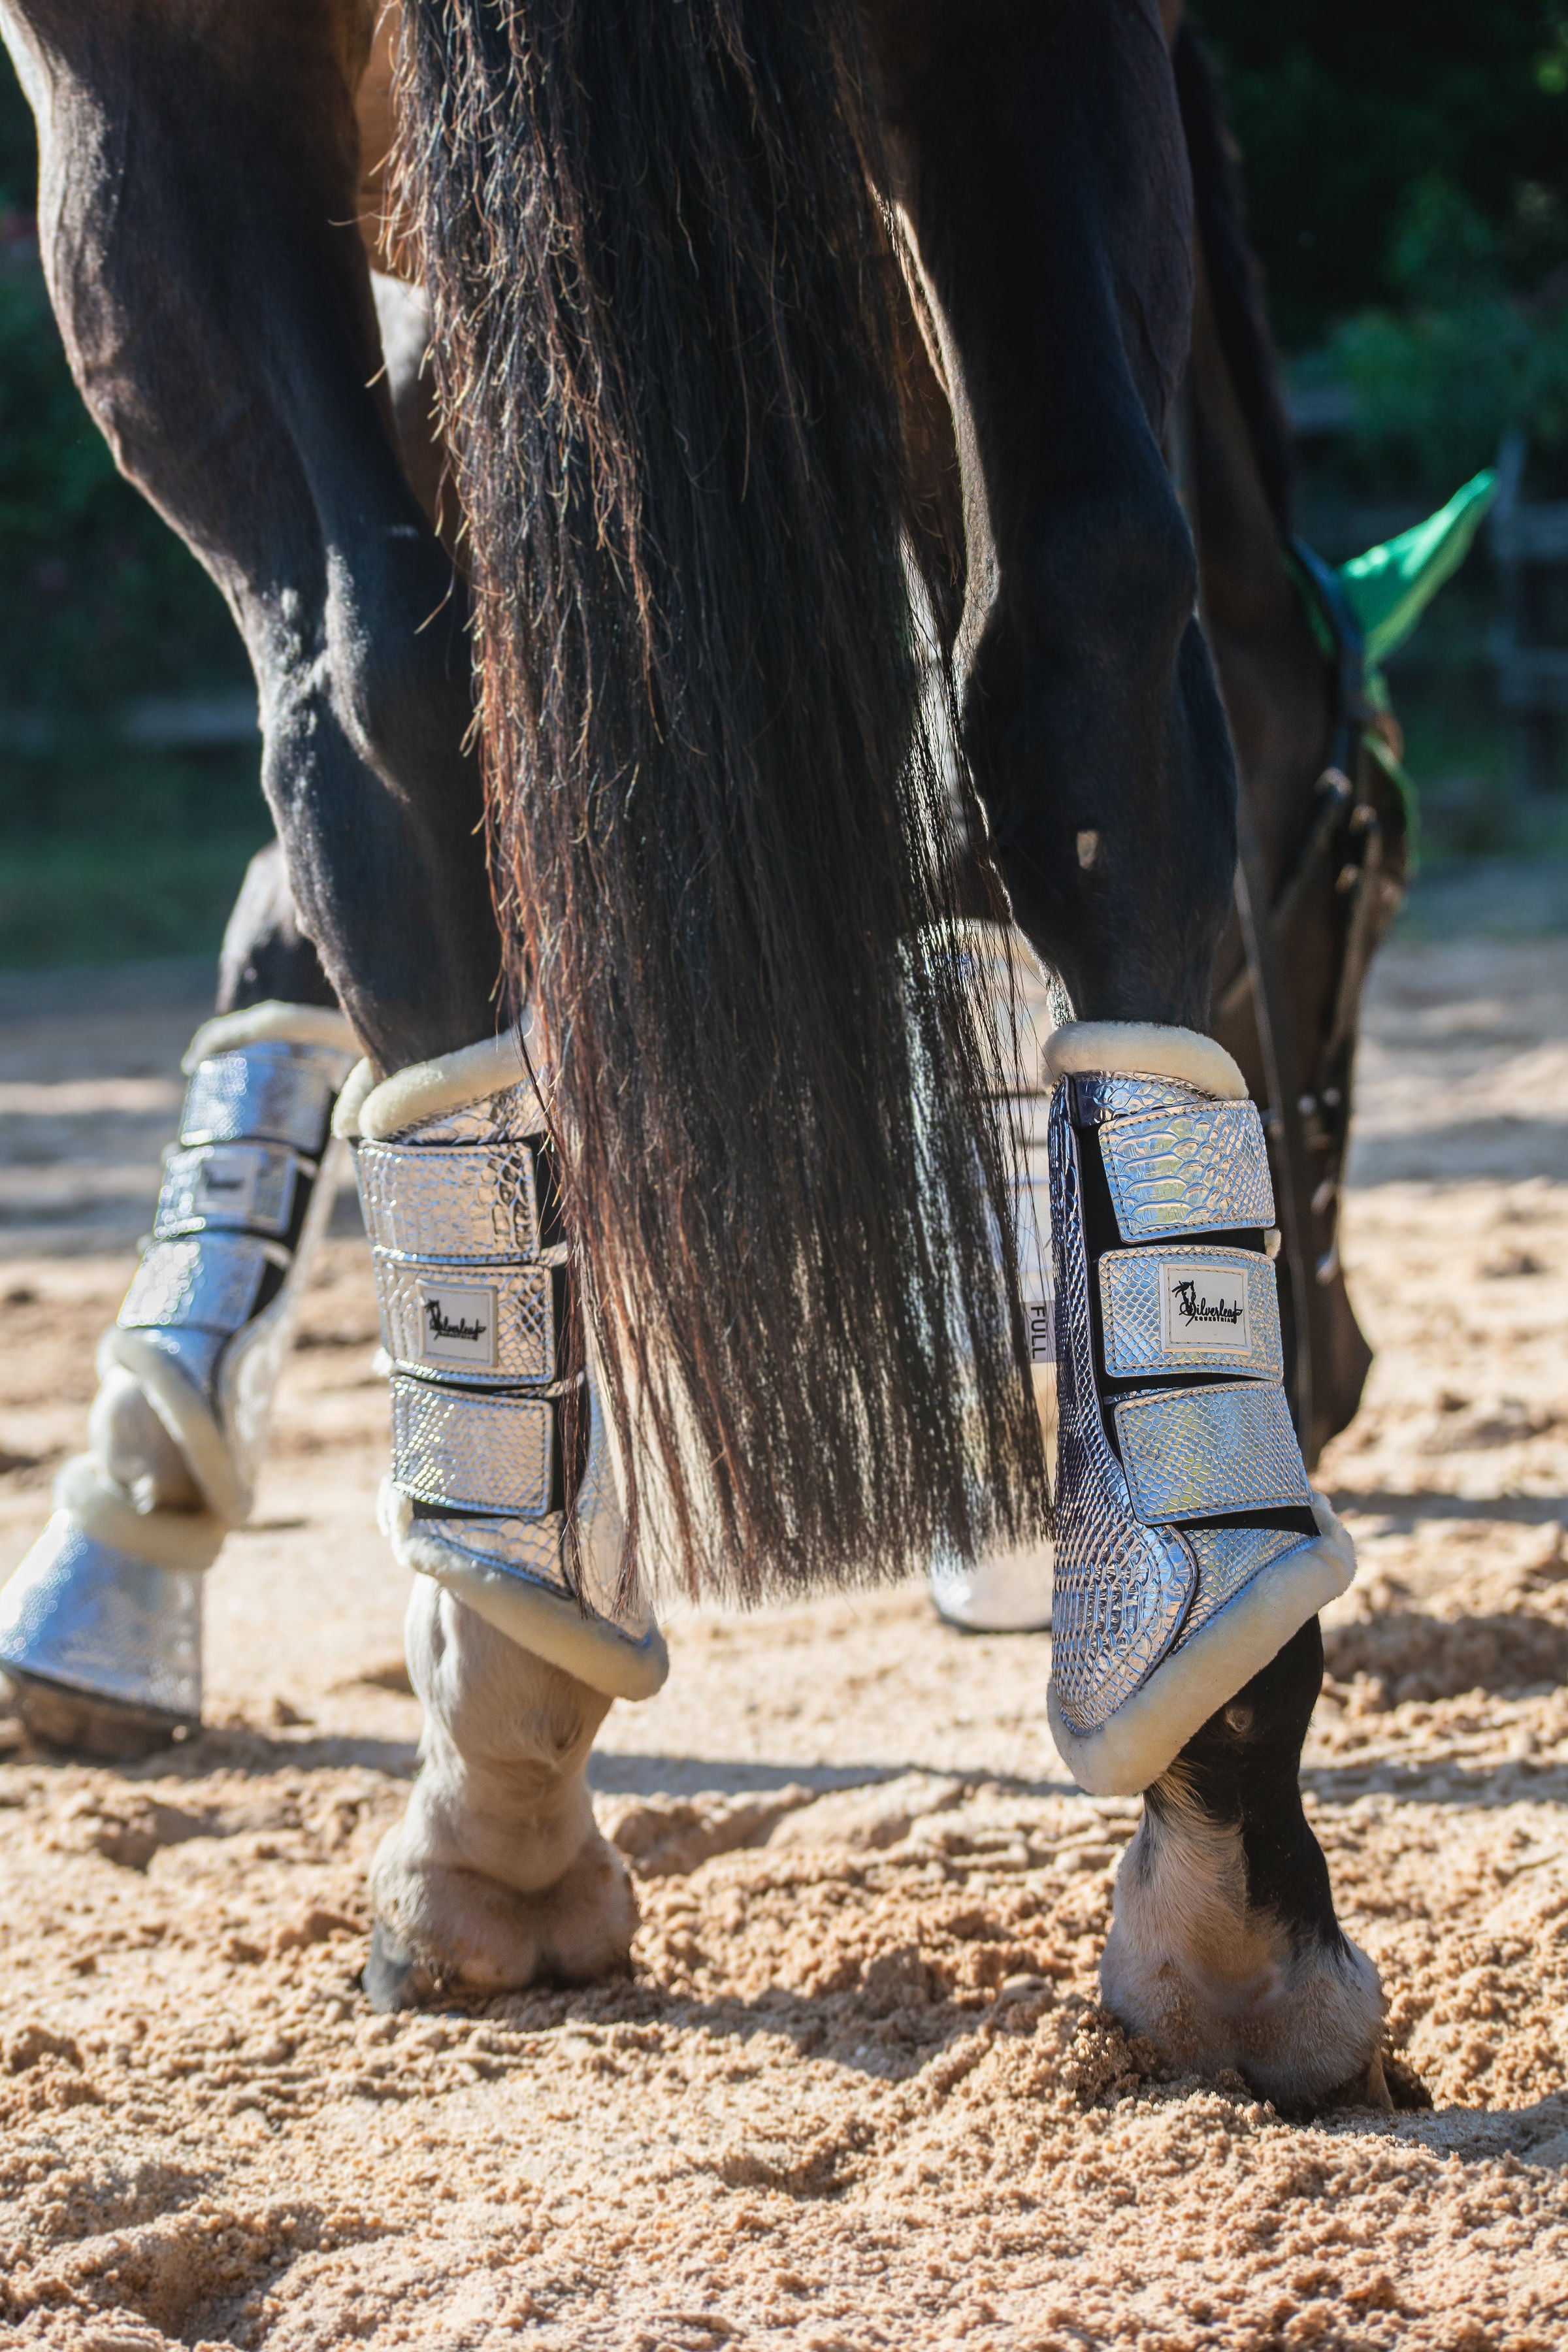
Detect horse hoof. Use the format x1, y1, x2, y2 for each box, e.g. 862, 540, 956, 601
2, 1667, 193, 1760
363, 1920, 431, 2013
368, 1827, 638, 2004
1101, 1785, 1386, 2106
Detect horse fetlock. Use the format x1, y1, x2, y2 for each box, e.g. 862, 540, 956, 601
1101, 1786, 1384, 2104
389, 1725, 602, 1897
367, 1581, 632, 2006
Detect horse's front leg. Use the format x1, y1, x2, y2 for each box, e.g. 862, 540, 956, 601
0, 0, 645, 1997
872, 0, 1382, 2099
1103, 1622, 1383, 2104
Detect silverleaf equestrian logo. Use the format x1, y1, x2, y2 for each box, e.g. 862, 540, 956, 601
425, 1298, 489, 1345
1155, 1259, 1251, 1355
1171, 1277, 1244, 1328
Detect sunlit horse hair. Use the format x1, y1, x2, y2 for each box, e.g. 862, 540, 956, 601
393, 0, 1049, 1602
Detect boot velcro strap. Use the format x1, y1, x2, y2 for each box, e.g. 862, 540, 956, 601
120, 1233, 282, 1339
390, 1377, 559, 1517
1098, 1097, 1275, 1244
1111, 1381, 1310, 1523
376, 1254, 563, 1385
1098, 1244, 1282, 1380
357, 1137, 543, 1260
154, 1141, 307, 1243
182, 1041, 344, 1156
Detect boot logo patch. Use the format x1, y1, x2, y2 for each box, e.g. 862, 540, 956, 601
418, 1282, 498, 1368
1159, 1262, 1250, 1353
194, 1147, 261, 1220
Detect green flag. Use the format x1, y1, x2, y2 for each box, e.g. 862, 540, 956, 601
1337, 468, 1497, 670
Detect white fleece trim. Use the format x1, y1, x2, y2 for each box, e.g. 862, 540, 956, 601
352, 1015, 547, 1142
380, 1480, 669, 1703
1043, 1021, 1247, 1102
1047, 1495, 1356, 1797
99, 1327, 247, 1527
183, 1001, 357, 1071
331, 1058, 378, 1141
53, 1455, 227, 1573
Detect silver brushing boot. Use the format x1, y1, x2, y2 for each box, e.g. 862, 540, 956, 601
1043, 1022, 1356, 1797
929, 926, 1061, 1635
344, 1026, 668, 1704
0, 1005, 355, 1750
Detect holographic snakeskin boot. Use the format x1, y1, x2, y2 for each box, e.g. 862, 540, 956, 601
0, 1004, 357, 1747
340, 1025, 668, 1703
1043, 1022, 1356, 1796
930, 923, 1060, 1633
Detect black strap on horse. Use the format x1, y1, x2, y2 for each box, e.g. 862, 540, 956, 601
1232, 536, 1415, 1463
1235, 539, 1367, 1456
1231, 756, 1320, 1460
1169, 378, 1400, 1458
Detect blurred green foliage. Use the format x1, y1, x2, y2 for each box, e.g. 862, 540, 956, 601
0, 55, 265, 967
1301, 178, 1568, 496
0, 64, 246, 716
1196, 1, 1568, 349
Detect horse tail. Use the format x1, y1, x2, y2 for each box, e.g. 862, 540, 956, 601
393, 0, 1047, 1601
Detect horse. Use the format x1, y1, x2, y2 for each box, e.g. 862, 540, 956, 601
0, 0, 1399, 2103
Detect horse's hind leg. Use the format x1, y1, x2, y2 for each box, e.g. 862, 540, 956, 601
873, 0, 1380, 2101
0, 1, 641, 1999
0, 0, 492, 1073
366, 1582, 636, 2008
0, 221, 464, 1757
0, 838, 351, 1758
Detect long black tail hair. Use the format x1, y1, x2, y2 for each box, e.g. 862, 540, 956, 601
395, 0, 1047, 1600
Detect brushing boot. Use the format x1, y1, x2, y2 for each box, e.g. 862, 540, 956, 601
0, 1004, 355, 1750
1043, 1021, 1355, 1795
341, 1024, 668, 1705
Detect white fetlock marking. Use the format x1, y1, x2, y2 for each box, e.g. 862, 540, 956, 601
1102, 1772, 1384, 2101
88, 1364, 201, 1514
368, 1577, 637, 1996
52, 1455, 227, 1572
